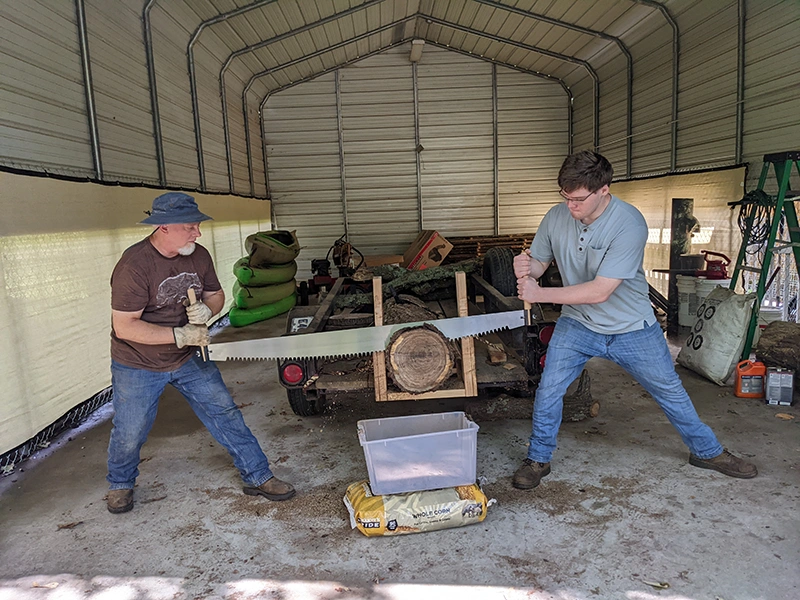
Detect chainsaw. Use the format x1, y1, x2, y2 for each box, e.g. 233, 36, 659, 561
207, 307, 529, 362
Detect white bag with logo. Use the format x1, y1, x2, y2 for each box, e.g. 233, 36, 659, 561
677, 286, 756, 385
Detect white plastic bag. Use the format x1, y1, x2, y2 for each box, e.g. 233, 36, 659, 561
677, 286, 756, 385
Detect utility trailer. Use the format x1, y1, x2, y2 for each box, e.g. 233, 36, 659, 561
213, 248, 561, 416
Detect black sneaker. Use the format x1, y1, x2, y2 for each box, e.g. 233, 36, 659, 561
512, 459, 551, 489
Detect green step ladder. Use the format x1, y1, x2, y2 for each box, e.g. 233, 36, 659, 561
729, 150, 800, 359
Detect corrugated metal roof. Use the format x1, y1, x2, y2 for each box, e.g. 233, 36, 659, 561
3, 0, 798, 194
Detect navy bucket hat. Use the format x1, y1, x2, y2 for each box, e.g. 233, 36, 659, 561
140, 192, 212, 225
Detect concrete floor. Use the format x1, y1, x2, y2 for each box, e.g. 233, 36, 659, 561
1, 316, 799, 600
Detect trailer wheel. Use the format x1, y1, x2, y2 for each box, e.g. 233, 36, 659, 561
482, 247, 517, 296
287, 387, 320, 416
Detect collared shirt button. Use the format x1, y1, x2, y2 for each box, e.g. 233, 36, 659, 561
580, 237, 584, 241
579, 247, 583, 251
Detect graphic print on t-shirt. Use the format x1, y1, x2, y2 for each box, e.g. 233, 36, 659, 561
156, 272, 201, 308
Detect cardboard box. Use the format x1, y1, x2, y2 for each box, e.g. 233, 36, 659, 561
363, 254, 404, 267
402, 230, 453, 270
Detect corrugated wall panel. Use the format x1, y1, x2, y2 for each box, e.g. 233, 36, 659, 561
150, 4, 200, 189
570, 78, 594, 152
742, 0, 800, 192
497, 68, 569, 233
340, 47, 418, 256
194, 36, 235, 193
85, 0, 158, 185
417, 47, 494, 236
624, 9, 674, 175
265, 74, 344, 276
0, 0, 93, 177
674, 0, 738, 170
596, 54, 628, 174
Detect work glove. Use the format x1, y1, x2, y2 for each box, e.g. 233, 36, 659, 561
174, 324, 209, 348
186, 300, 213, 325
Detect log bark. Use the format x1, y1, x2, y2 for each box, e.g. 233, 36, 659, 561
386, 324, 456, 393
756, 321, 800, 391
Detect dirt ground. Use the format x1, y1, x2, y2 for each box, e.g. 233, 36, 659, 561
1, 316, 799, 600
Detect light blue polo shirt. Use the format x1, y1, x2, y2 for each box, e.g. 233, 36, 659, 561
529, 195, 656, 334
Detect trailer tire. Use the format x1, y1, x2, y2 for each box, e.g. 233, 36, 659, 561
482, 247, 517, 297
287, 387, 320, 416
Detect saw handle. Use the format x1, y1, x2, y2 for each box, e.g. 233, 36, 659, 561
524, 300, 532, 326
187, 288, 209, 362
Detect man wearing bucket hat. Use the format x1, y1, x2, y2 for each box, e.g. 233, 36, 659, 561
106, 192, 294, 514
511, 151, 757, 491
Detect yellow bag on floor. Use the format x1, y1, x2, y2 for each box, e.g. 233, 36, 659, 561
343, 480, 493, 537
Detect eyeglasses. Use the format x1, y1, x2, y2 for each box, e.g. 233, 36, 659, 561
560, 189, 597, 203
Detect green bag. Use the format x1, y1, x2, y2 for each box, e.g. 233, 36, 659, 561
245, 230, 301, 267
229, 293, 297, 327
233, 279, 296, 309
233, 257, 297, 286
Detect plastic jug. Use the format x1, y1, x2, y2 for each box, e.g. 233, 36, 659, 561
735, 360, 766, 398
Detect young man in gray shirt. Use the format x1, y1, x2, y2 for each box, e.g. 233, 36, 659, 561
512, 150, 757, 489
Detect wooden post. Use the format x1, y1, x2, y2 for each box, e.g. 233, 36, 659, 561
372, 277, 388, 401
457, 271, 478, 396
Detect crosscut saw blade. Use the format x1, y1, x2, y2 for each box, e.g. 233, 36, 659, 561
207, 310, 525, 361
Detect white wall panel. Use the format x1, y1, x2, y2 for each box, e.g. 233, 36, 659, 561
0, 0, 93, 177
340, 47, 418, 256
417, 47, 494, 236
265, 74, 344, 276
497, 68, 569, 233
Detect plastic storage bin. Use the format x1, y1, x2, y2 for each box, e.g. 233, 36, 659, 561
357, 411, 479, 495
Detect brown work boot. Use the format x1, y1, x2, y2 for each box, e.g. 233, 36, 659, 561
689, 449, 757, 479
107, 489, 134, 514
243, 477, 296, 501
512, 459, 551, 489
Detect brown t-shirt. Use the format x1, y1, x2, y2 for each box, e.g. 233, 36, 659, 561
110, 236, 222, 371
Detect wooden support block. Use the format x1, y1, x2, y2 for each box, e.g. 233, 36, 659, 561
456, 272, 478, 397
372, 277, 388, 402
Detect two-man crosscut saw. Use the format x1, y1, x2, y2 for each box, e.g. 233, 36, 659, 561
206, 309, 528, 362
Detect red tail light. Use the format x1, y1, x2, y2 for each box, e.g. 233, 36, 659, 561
539, 324, 555, 345
282, 363, 304, 385
539, 355, 547, 370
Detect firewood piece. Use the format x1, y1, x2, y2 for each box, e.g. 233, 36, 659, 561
562, 370, 597, 422
383, 295, 440, 325
756, 321, 800, 391
386, 324, 455, 393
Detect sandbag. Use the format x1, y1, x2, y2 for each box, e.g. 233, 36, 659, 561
233, 279, 296, 309
233, 257, 297, 286
228, 293, 297, 327
245, 230, 300, 267
677, 286, 757, 385
343, 480, 493, 537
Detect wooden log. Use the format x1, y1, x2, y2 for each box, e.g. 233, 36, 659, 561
383, 295, 441, 324
755, 321, 800, 391
386, 324, 456, 393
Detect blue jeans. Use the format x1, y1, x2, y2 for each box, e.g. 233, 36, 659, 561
527, 317, 724, 463
107, 356, 274, 490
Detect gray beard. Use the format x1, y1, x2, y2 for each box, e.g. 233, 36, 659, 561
177, 242, 196, 256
